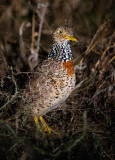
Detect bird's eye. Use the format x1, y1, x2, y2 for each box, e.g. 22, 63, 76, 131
59, 30, 63, 33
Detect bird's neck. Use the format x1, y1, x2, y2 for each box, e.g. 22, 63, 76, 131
48, 42, 73, 62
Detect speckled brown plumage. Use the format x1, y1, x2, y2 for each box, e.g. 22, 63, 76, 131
24, 27, 77, 118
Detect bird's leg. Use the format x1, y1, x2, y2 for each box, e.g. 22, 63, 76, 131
39, 116, 52, 134
34, 116, 52, 133
34, 116, 58, 134
34, 117, 41, 130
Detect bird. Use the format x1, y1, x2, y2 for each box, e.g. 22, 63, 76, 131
23, 26, 78, 133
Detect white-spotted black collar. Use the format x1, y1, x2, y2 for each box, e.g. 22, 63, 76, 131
48, 42, 73, 62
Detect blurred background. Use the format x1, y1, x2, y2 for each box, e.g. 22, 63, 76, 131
0, 0, 114, 160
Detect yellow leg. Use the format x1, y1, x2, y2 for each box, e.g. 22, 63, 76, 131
39, 116, 52, 134
34, 117, 41, 130
34, 116, 58, 134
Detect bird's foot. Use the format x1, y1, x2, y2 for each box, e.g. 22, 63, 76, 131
39, 116, 52, 134
34, 116, 58, 134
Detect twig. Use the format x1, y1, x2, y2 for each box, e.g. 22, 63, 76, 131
36, 10, 52, 33
31, 9, 35, 50
85, 30, 106, 55
0, 67, 19, 111
36, 2, 49, 54
85, 21, 107, 54
28, 3, 49, 70
92, 74, 112, 99
70, 78, 88, 97
19, 22, 27, 62
70, 75, 96, 97
75, 21, 107, 68
95, 37, 112, 68
108, 55, 115, 65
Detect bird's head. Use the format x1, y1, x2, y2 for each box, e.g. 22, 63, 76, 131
53, 27, 78, 44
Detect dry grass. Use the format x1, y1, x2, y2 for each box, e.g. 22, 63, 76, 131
0, 0, 115, 160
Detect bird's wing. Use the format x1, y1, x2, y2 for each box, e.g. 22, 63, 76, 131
26, 58, 62, 94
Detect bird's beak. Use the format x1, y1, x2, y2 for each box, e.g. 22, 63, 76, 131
65, 35, 78, 42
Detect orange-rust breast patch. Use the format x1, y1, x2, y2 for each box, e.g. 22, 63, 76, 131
63, 60, 75, 76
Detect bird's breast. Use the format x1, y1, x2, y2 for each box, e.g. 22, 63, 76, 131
62, 60, 75, 76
